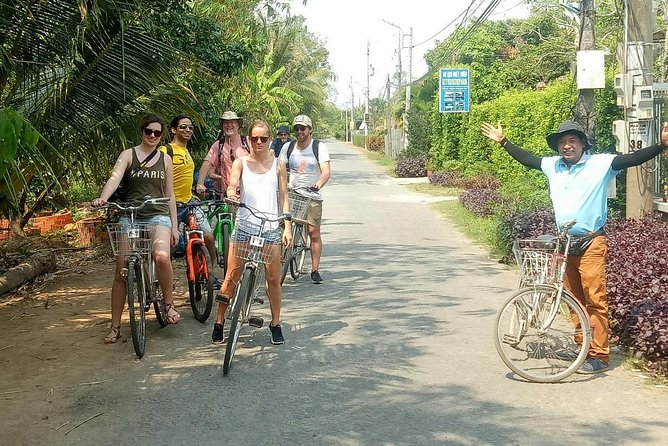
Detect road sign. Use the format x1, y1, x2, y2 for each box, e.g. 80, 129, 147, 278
439, 68, 470, 113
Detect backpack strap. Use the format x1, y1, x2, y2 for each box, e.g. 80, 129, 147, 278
230, 135, 251, 163
286, 140, 297, 170
163, 143, 173, 159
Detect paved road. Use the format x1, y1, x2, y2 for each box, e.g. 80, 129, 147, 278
13, 140, 668, 445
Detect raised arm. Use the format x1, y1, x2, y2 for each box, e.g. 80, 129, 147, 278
481, 121, 542, 170
611, 122, 668, 170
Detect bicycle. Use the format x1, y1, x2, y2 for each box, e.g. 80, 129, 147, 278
103, 197, 171, 358
204, 189, 235, 275
493, 220, 593, 383
280, 189, 311, 284
177, 200, 216, 322
223, 199, 291, 375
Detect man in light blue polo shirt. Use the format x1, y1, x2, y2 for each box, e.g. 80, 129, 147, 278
481, 119, 668, 374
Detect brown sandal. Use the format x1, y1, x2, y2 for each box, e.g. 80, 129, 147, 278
165, 303, 181, 325
104, 325, 121, 344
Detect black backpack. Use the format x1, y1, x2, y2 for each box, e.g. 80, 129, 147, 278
285, 139, 320, 170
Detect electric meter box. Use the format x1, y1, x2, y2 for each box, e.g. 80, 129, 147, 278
612, 120, 628, 154
614, 74, 632, 107
634, 85, 654, 120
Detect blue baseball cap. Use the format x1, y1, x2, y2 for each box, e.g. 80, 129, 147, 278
277, 126, 290, 134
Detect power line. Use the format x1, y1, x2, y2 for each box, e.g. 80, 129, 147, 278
412, 0, 484, 48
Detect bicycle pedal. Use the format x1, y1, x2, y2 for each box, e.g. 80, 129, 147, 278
248, 316, 263, 328
253, 297, 264, 305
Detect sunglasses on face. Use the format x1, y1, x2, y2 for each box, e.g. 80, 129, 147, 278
249, 136, 270, 143
143, 128, 163, 137
178, 124, 194, 130
293, 125, 307, 132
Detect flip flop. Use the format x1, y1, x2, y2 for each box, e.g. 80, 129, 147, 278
165, 303, 181, 325
104, 325, 121, 344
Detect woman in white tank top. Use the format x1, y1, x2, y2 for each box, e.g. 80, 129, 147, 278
211, 120, 291, 345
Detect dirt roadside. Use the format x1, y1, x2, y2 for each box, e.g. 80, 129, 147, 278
0, 246, 196, 444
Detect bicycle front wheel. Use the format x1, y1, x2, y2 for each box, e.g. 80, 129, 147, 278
280, 242, 292, 285
221, 222, 231, 273
127, 258, 147, 358
493, 284, 591, 383
188, 243, 214, 323
223, 267, 255, 375
290, 225, 308, 280
150, 259, 168, 328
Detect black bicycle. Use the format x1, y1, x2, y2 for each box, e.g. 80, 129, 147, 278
102, 197, 171, 358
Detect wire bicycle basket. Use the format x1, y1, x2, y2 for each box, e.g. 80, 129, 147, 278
232, 220, 277, 265
107, 223, 154, 257
512, 238, 559, 286
288, 190, 311, 222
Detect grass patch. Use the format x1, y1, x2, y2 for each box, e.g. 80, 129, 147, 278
431, 199, 506, 259
358, 148, 396, 177
407, 182, 461, 197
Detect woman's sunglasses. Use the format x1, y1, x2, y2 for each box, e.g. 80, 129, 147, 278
178, 124, 194, 130
143, 128, 163, 137
249, 136, 270, 143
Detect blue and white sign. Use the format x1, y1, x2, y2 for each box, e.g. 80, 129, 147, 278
439, 68, 470, 113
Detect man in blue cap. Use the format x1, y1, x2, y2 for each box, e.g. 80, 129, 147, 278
270, 125, 292, 157
481, 119, 668, 374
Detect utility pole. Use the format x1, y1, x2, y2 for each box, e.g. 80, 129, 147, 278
574, 0, 596, 146
350, 76, 355, 140
404, 27, 413, 151
386, 74, 391, 158
365, 41, 370, 150
625, 0, 655, 218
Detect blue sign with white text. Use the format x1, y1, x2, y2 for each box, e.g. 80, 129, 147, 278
439, 68, 470, 113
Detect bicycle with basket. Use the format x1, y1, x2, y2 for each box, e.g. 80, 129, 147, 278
222, 199, 292, 375
279, 188, 311, 284
493, 220, 593, 383
103, 197, 171, 358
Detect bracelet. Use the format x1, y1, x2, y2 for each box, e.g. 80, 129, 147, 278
500, 137, 509, 148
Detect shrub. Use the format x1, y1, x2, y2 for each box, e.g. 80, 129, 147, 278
395, 156, 427, 178
367, 135, 384, 151
606, 215, 668, 376
455, 172, 500, 190
495, 209, 556, 260
429, 171, 462, 187
459, 188, 503, 217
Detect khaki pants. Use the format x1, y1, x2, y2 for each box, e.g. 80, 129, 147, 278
564, 235, 609, 363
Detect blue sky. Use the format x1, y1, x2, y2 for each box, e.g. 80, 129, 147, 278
291, 0, 531, 106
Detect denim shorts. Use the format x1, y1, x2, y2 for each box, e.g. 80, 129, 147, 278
231, 227, 282, 245
118, 214, 172, 230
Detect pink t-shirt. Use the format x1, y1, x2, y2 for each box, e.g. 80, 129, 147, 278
204, 134, 249, 191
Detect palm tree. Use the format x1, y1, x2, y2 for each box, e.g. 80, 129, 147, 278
0, 1, 205, 230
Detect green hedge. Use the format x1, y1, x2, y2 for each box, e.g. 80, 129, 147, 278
428, 73, 622, 211
351, 134, 366, 148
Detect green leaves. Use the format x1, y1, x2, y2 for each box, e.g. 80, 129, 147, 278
0, 108, 39, 175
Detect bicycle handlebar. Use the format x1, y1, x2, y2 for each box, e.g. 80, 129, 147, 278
92, 197, 170, 212
223, 198, 292, 223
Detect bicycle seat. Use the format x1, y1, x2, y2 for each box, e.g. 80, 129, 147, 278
535, 234, 556, 249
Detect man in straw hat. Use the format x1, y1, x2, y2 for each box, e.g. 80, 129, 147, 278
481, 119, 668, 374
196, 111, 250, 196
